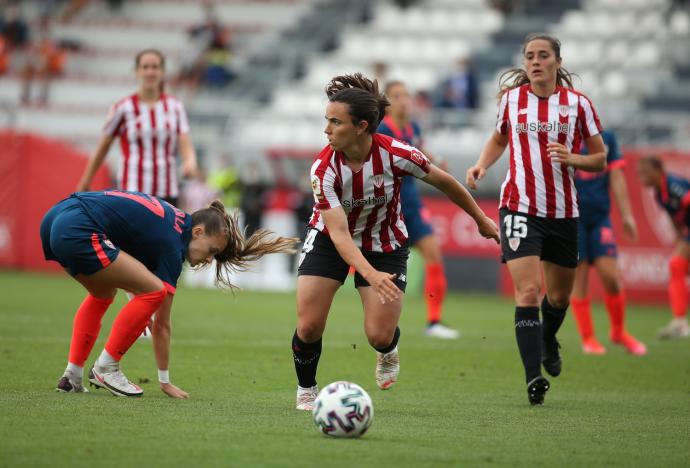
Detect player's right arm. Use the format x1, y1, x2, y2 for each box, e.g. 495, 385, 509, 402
76, 133, 115, 192
466, 130, 509, 189
321, 207, 400, 304
151, 293, 189, 399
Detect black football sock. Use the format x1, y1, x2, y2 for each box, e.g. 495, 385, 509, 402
515, 307, 542, 383
292, 330, 322, 388
541, 297, 568, 340
374, 326, 400, 354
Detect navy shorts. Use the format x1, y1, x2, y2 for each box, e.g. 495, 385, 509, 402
499, 208, 579, 268
400, 178, 433, 245
578, 215, 618, 263
297, 229, 409, 292
40, 197, 120, 276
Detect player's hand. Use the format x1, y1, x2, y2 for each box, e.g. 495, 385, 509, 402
160, 382, 190, 399
547, 143, 577, 166
466, 165, 486, 190
622, 215, 638, 242
182, 159, 198, 179
477, 215, 500, 244
367, 271, 401, 304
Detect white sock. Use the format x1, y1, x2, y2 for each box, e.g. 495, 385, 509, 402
95, 349, 119, 372
65, 362, 83, 381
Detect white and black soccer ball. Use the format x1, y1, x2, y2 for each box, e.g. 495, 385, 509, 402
312, 381, 374, 438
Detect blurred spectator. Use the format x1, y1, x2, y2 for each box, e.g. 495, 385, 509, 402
239, 162, 268, 236
20, 15, 66, 105
0, 36, 8, 75
180, 169, 222, 213
174, 1, 234, 96
435, 57, 479, 110
412, 89, 433, 126
61, 0, 125, 22
0, 3, 30, 50
393, 0, 419, 8
371, 60, 389, 85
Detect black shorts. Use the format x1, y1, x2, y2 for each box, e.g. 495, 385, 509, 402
499, 208, 578, 268
297, 229, 409, 292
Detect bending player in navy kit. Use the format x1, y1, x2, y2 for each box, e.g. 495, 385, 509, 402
292, 73, 499, 410
571, 130, 646, 355
637, 155, 690, 339
378, 80, 459, 339
41, 190, 295, 398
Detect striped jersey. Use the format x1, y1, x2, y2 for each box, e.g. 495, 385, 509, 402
496, 84, 602, 218
103, 93, 190, 199
308, 133, 431, 252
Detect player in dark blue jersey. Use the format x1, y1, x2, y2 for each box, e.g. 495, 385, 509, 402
41, 190, 296, 397
378, 80, 459, 339
637, 155, 690, 339
571, 131, 647, 355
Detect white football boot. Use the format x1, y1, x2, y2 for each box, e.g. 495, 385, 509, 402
657, 317, 690, 339
425, 322, 460, 339
375, 347, 400, 390
296, 385, 318, 411
88, 366, 143, 397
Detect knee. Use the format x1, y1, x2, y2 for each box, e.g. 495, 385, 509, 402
296, 321, 324, 343
516, 284, 541, 306
547, 295, 570, 310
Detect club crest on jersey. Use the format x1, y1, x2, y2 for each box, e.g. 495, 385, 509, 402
311, 175, 321, 196
373, 174, 384, 188
558, 105, 571, 117
509, 237, 521, 251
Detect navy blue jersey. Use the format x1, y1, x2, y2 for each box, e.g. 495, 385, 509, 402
73, 190, 192, 291
377, 116, 426, 215
655, 173, 690, 227
575, 130, 624, 220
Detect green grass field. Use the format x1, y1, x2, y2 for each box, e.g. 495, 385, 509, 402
0, 270, 688, 467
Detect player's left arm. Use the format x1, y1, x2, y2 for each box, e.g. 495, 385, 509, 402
421, 165, 499, 244
548, 134, 606, 172
178, 132, 198, 179
151, 293, 190, 399
610, 167, 638, 241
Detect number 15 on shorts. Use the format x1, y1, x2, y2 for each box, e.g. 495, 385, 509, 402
504, 214, 527, 251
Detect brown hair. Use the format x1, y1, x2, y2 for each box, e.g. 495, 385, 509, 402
191, 200, 298, 290
497, 33, 575, 101
135, 49, 166, 93
326, 73, 389, 134
638, 154, 664, 172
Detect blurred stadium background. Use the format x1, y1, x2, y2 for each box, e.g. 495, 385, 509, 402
1, 0, 689, 303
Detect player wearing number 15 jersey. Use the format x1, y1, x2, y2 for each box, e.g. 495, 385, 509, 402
41, 190, 295, 398
467, 33, 606, 405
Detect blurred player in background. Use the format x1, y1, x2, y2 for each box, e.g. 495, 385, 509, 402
378, 80, 459, 339
637, 155, 690, 339
293, 73, 499, 410
41, 190, 295, 398
467, 33, 606, 405
571, 130, 646, 355
76, 49, 198, 207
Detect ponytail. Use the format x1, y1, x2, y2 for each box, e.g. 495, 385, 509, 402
191, 200, 298, 290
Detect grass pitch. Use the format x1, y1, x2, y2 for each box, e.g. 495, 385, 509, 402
0, 270, 688, 467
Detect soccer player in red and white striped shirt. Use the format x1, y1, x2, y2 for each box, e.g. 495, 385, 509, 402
292, 74, 499, 410
467, 33, 607, 405
77, 49, 198, 207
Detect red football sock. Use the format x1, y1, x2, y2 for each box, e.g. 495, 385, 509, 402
104, 288, 166, 361
604, 292, 625, 338
668, 256, 689, 318
68, 294, 114, 367
571, 296, 594, 341
424, 263, 447, 324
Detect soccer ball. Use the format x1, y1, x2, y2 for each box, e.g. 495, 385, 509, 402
312, 381, 374, 438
